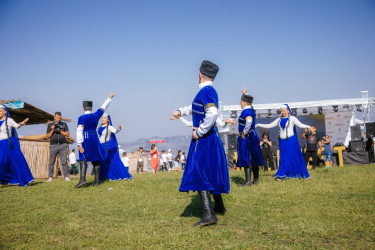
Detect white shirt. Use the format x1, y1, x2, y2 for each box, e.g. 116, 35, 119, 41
180, 154, 185, 162
69, 152, 77, 165
257, 116, 311, 139
0, 118, 20, 141
161, 153, 168, 163
167, 152, 173, 161
177, 81, 219, 138
98, 125, 120, 143
121, 156, 129, 167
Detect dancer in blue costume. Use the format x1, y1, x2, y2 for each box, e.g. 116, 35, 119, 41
257, 104, 311, 180
0, 104, 34, 187
171, 60, 230, 227
75, 93, 116, 188
98, 114, 132, 181
229, 87, 264, 186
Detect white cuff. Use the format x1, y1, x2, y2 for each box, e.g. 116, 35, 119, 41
101, 97, 112, 111
178, 105, 192, 116
77, 126, 84, 145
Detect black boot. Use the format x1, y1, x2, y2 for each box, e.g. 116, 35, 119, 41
252, 165, 259, 185
241, 167, 252, 187
193, 191, 218, 227
213, 194, 226, 214
75, 160, 87, 188
93, 165, 100, 186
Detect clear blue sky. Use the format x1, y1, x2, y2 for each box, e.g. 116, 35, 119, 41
1, 0, 375, 142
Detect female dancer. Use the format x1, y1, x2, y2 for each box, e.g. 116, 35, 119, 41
98, 114, 132, 183
149, 144, 159, 174
256, 104, 311, 180
0, 104, 34, 186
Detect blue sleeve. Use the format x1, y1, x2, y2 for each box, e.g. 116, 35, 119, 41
77, 116, 84, 126
201, 87, 218, 108
94, 109, 104, 120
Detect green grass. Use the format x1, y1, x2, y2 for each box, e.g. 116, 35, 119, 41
1, 165, 375, 249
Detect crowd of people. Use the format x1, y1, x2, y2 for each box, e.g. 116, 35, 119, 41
1, 60, 374, 228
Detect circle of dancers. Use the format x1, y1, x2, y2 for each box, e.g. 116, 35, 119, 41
0, 60, 315, 227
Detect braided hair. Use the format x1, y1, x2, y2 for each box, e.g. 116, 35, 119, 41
104, 123, 110, 153
5, 116, 14, 149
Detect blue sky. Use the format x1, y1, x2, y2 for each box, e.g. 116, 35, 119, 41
1, 0, 375, 142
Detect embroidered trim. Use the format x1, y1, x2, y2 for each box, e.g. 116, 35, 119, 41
192, 102, 203, 107
192, 110, 204, 115
204, 103, 217, 109
78, 125, 84, 127
245, 116, 253, 121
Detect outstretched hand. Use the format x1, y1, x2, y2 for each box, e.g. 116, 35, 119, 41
242, 87, 247, 94
109, 93, 116, 98
118, 125, 122, 130
170, 110, 181, 120
226, 119, 235, 125
20, 118, 29, 126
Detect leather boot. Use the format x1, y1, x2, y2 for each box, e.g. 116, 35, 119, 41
193, 191, 218, 227
213, 194, 226, 214
75, 160, 87, 188
252, 165, 259, 185
241, 167, 252, 187
93, 165, 100, 186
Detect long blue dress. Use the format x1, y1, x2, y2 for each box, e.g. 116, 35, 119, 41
275, 117, 310, 179
237, 107, 264, 168
78, 109, 107, 162
0, 118, 34, 187
179, 86, 230, 195
98, 124, 132, 181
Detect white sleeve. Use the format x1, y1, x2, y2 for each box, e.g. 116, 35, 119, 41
8, 118, 20, 129
243, 117, 253, 134
108, 125, 119, 133
179, 117, 193, 127
77, 126, 84, 146
101, 97, 112, 111
291, 116, 311, 129
178, 105, 192, 116
196, 107, 218, 137
257, 118, 280, 129
215, 116, 227, 128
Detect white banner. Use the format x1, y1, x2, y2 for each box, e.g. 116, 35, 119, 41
324, 111, 352, 145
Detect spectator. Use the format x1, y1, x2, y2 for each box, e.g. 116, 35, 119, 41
260, 132, 275, 171
69, 149, 78, 175
167, 149, 173, 172
365, 137, 374, 163
174, 150, 182, 173
136, 147, 145, 175
46, 112, 70, 182
321, 135, 333, 168
161, 150, 168, 171
150, 144, 159, 174
302, 125, 321, 170
121, 152, 130, 172
181, 152, 186, 170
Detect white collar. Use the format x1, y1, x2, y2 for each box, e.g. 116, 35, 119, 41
199, 81, 213, 90
242, 105, 252, 110
84, 111, 92, 114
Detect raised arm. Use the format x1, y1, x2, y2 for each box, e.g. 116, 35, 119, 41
257, 118, 280, 129
291, 116, 311, 129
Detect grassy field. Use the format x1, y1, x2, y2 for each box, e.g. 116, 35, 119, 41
1, 165, 375, 249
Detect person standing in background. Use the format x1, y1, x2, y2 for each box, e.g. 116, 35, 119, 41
302, 125, 321, 170
46, 112, 70, 182
150, 144, 159, 174
69, 149, 78, 175
167, 149, 173, 172
180, 152, 186, 170
136, 147, 145, 175
321, 135, 333, 168
260, 132, 275, 171
121, 152, 130, 172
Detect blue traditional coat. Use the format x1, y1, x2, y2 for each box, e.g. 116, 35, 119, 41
179, 85, 230, 195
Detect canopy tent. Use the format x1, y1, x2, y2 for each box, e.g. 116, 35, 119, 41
0, 100, 71, 125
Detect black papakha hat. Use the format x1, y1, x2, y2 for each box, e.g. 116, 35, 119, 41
83, 101, 93, 108
241, 93, 254, 104
200, 60, 219, 79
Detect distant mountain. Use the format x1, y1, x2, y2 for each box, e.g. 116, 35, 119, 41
118, 135, 191, 156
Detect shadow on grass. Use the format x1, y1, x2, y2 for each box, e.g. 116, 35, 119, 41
0, 181, 43, 188
180, 194, 202, 218
231, 176, 245, 185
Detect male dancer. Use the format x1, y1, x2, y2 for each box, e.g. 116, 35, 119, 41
75, 93, 116, 188
231, 88, 264, 186
171, 60, 230, 227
